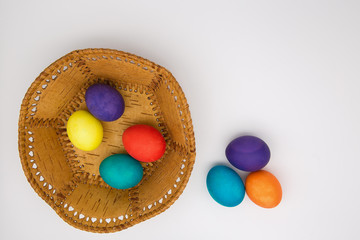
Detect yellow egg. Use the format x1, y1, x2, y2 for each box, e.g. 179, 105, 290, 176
67, 110, 103, 151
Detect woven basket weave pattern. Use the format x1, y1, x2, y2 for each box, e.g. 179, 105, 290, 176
18, 49, 196, 233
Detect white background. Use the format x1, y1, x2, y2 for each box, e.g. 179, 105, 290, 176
1, 0, 360, 239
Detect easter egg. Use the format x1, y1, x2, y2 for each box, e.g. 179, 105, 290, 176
245, 170, 282, 208
206, 165, 245, 207
67, 110, 103, 151
122, 125, 166, 162
85, 83, 125, 122
226, 135, 270, 172
99, 154, 143, 189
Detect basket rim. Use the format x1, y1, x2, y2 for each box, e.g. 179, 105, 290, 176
18, 48, 196, 233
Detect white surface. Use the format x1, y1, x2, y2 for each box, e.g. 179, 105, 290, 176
1, 0, 360, 239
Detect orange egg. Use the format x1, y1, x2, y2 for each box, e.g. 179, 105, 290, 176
245, 170, 282, 208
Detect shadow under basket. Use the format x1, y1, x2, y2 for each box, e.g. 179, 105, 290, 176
18, 48, 196, 233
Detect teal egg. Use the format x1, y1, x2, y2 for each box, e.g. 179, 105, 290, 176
206, 165, 245, 207
99, 154, 143, 189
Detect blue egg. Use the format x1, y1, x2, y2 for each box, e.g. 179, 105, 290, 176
206, 165, 245, 207
99, 154, 143, 189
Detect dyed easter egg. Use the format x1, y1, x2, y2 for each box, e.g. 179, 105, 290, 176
122, 125, 166, 162
85, 83, 125, 122
206, 165, 245, 207
67, 110, 103, 151
226, 135, 270, 172
245, 170, 282, 208
99, 154, 143, 189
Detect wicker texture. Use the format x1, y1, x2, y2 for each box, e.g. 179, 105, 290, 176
18, 49, 196, 233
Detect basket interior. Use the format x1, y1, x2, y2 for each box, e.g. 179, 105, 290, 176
19, 49, 195, 232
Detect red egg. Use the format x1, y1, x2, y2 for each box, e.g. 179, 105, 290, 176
122, 125, 166, 162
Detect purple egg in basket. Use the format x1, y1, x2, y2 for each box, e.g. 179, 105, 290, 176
225, 135, 270, 172
85, 83, 125, 122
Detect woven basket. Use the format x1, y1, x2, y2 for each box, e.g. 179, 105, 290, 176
18, 48, 196, 233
